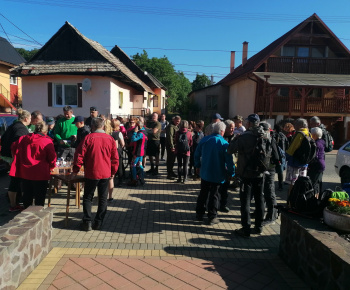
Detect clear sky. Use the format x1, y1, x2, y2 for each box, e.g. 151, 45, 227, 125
1, 0, 350, 82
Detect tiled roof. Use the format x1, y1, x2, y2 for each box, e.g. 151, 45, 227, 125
11, 22, 154, 93
110, 45, 166, 90
0, 37, 26, 66
218, 13, 350, 85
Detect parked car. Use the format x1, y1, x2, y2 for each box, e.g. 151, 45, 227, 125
335, 141, 350, 186
0, 113, 18, 173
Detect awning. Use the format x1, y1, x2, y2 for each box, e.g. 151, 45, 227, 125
0, 93, 16, 110
253, 72, 350, 87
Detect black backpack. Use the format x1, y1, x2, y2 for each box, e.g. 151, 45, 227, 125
177, 132, 190, 153
322, 129, 334, 153
247, 134, 272, 173
288, 176, 318, 214
292, 132, 316, 164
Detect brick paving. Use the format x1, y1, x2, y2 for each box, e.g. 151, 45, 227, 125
2, 155, 340, 289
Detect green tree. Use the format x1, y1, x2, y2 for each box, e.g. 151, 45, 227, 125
192, 73, 212, 91
132, 50, 192, 113
15, 48, 39, 61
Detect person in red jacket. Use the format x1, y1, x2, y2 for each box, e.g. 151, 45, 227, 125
72, 117, 119, 231
175, 120, 193, 184
10, 121, 57, 209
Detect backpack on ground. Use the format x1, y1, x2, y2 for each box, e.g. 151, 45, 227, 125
177, 132, 190, 154
288, 176, 319, 214
292, 132, 316, 164
247, 133, 272, 173
322, 129, 334, 153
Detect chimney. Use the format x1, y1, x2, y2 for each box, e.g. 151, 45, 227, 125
230, 51, 235, 73
242, 41, 248, 66
211, 75, 214, 84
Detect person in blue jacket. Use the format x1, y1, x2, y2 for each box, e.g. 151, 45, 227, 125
194, 121, 235, 225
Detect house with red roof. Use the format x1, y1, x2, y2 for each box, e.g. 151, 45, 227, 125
190, 13, 350, 146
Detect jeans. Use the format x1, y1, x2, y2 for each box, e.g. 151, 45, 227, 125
22, 179, 48, 208
58, 146, 75, 161
263, 169, 277, 220
177, 154, 189, 180
240, 177, 264, 231
196, 179, 221, 219
83, 178, 109, 223
131, 156, 144, 180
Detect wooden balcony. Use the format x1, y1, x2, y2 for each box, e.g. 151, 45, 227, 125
256, 95, 350, 115
267, 57, 350, 74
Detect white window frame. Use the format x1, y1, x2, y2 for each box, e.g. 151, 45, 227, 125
10, 75, 17, 85
53, 83, 78, 107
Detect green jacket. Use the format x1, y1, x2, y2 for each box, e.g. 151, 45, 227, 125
54, 117, 77, 147
166, 123, 179, 149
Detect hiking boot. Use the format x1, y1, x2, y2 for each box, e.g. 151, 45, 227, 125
92, 221, 102, 230
219, 206, 230, 213
152, 169, 159, 176
167, 175, 175, 180
171, 172, 178, 178
81, 221, 92, 232
182, 178, 187, 184
207, 217, 220, 225
176, 178, 182, 183
251, 227, 263, 235
196, 214, 204, 221
234, 228, 250, 239
146, 168, 154, 174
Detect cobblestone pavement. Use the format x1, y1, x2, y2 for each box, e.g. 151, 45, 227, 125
2, 153, 339, 289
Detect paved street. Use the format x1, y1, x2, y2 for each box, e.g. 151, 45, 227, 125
1, 153, 339, 289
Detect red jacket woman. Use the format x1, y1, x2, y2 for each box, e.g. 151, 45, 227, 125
10, 122, 57, 208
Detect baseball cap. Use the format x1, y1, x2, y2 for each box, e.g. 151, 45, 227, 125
46, 117, 55, 125
90, 106, 97, 111
212, 113, 224, 120
246, 114, 260, 123
73, 116, 84, 123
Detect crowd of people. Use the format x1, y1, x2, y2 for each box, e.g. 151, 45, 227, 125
1, 106, 329, 234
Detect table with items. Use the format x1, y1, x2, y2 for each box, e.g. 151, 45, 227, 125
48, 159, 85, 226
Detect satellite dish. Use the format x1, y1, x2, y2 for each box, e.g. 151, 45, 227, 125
82, 78, 91, 91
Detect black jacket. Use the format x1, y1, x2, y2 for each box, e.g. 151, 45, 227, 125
73, 126, 90, 148
1, 121, 29, 157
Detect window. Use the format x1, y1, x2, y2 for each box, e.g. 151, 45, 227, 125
119, 92, 123, 109
162, 97, 165, 109
10, 76, 17, 85
153, 95, 158, 107
278, 87, 289, 97
297, 47, 309, 57
283, 46, 295, 57
147, 94, 151, 107
312, 47, 325, 58
53, 83, 78, 107
206, 95, 218, 110
312, 88, 322, 98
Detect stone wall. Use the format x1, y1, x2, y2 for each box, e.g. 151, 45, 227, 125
279, 211, 350, 289
0, 206, 54, 289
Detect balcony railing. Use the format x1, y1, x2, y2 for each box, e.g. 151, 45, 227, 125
256, 96, 350, 114
267, 57, 350, 74
0, 83, 10, 100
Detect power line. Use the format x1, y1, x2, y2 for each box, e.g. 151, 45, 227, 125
5, 0, 350, 23
0, 12, 42, 46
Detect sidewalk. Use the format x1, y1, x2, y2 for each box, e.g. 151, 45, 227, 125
10, 161, 309, 289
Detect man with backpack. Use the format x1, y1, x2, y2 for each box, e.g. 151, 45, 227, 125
166, 115, 181, 180
285, 118, 316, 198
228, 114, 271, 238
310, 116, 334, 153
